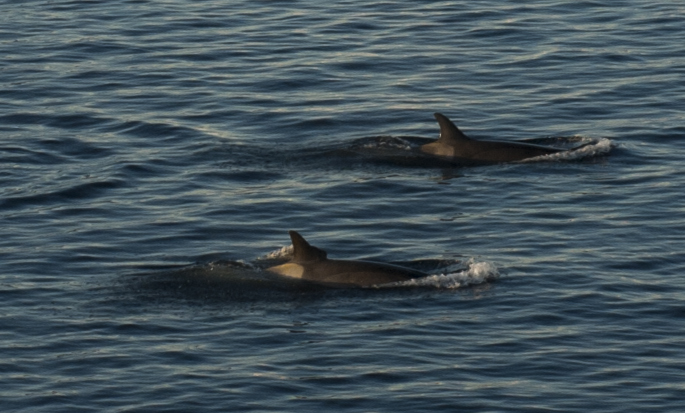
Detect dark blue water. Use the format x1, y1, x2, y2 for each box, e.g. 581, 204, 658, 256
2, 1, 685, 411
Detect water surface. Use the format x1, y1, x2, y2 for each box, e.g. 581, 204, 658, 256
2, 1, 685, 411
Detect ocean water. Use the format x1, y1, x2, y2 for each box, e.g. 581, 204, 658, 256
2, 0, 685, 411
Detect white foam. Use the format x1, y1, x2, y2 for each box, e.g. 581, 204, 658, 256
523, 137, 613, 163
262, 245, 293, 260
362, 136, 413, 150
384, 259, 500, 289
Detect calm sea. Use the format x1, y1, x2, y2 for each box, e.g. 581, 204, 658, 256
2, 1, 684, 411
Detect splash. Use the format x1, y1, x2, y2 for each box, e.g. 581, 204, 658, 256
262, 244, 293, 260
523, 137, 613, 163
382, 259, 500, 289
355, 136, 414, 150
205, 259, 255, 271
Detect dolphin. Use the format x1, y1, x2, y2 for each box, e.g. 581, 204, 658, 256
420, 113, 563, 164
266, 231, 427, 287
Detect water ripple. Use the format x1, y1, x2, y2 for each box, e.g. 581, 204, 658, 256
2, 1, 685, 411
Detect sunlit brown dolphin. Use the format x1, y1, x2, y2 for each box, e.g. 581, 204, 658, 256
420, 113, 563, 163
266, 231, 427, 287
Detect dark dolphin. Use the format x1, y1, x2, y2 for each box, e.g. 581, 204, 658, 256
267, 231, 427, 287
420, 113, 563, 164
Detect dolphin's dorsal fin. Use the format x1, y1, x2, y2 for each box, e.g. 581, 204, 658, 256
289, 231, 328, 262
434, 113, 470, 145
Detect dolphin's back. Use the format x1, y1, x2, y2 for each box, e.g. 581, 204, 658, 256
461, 139, 561, 162
267, 231, 428, 287
421, 113, 562, 163
303, 259, 425, 287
